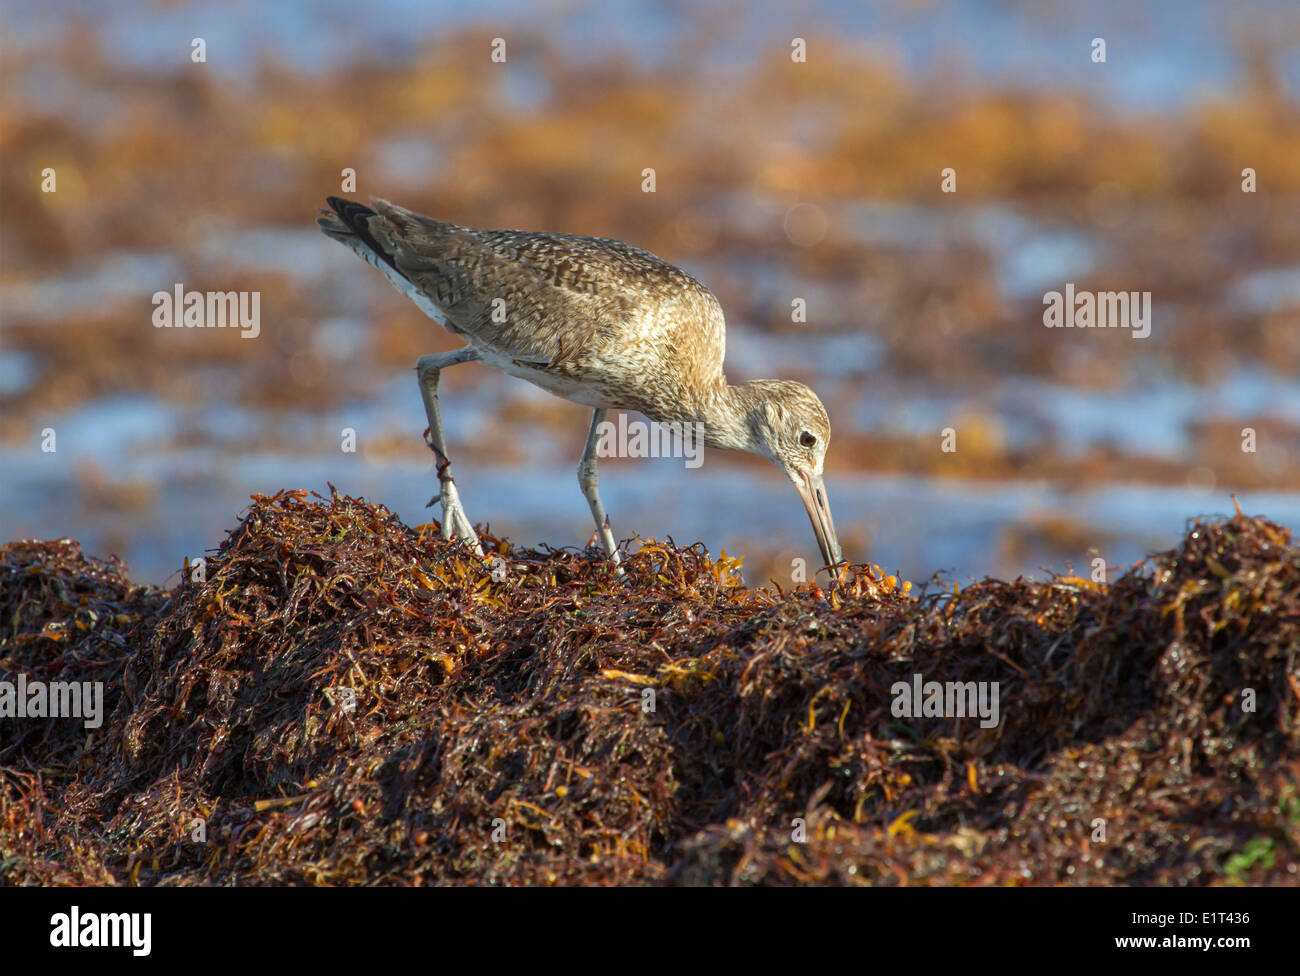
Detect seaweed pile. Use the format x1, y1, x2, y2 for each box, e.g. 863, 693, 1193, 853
1, 489, 1297, 885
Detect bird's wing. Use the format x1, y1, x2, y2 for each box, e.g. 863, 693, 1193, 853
320, 196, 727, 377
369, 199, 646, 368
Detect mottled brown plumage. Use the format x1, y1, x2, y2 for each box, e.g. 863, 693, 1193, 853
317, 195, 843, 571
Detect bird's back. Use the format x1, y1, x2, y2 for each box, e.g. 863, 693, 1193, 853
320, 197, 728, 417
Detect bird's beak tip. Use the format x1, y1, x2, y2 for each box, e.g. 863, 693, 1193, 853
795, 469, 842, 573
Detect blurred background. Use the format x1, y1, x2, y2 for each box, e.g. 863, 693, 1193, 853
2, 0, 1300, 588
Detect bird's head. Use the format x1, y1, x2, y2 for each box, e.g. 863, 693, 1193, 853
741, 380, 844, 572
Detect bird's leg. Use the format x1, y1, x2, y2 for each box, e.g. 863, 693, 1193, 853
416, 348, 484, 556
578, 408, 622, 571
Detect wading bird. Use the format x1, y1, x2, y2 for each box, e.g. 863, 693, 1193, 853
317, 196, 843, 572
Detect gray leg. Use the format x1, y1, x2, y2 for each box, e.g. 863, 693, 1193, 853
416, 348, 483, 556
578, 408, 622, 570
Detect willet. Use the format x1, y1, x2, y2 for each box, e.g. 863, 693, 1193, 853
317, 196, 843, 573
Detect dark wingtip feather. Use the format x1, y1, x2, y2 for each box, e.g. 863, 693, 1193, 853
326, 196, 377, 231
321, 196, 398, 271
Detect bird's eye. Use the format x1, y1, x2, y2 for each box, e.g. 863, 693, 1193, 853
799, 431, 817, 448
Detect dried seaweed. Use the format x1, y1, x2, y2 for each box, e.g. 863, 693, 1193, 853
2, 490, 1297, 885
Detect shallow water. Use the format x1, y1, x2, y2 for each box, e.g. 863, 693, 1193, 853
6, 401, 1298, 589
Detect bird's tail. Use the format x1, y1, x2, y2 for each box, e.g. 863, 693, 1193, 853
316, 195, 461, 326
317, 196, 403, 271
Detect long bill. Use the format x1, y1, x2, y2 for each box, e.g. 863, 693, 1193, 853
796, 471, 843, 570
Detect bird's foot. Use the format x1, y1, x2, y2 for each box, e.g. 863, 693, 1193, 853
435, 479, 484, 557
583, 528, 623, 574
600, 519, 623, 575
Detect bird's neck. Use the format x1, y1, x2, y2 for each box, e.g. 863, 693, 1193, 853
689, 378, 765, 455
